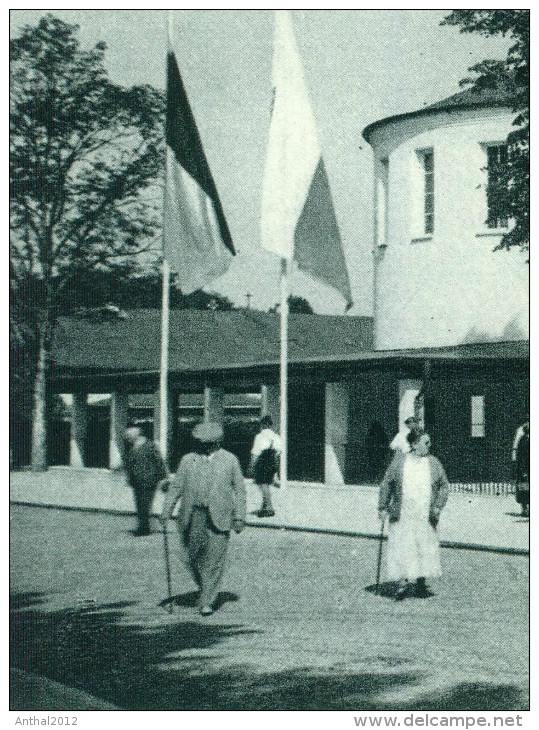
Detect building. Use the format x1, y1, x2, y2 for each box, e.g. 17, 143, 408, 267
363, 86, 529, 350
14, 87, 529, 487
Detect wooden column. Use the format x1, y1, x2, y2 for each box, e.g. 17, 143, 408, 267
70, 393, 88, 468
109, 392, 129, 469
324, 382, 349, 485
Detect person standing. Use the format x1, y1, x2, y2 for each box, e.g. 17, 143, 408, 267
512, 419, 529, 517
250, 415, 282, 517
378, 431, 449, 600
389, 416, 419, 455
160, 422, 246, 616
124, 426, 168, 536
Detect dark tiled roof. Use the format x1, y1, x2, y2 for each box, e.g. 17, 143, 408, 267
423, 86, 515, 112
293, 339, 529, 366
51, 309, 374, 373
363, 85, 516, 142
50, 309, 527, 378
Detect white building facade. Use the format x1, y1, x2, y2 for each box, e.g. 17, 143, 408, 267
363, 90, 529, 351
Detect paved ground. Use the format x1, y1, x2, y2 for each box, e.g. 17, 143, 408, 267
10, 467, 530, 552
10, 504, 529, 711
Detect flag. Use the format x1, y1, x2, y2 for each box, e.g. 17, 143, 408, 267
164, 50, 235, 294
260, 10, 353, 310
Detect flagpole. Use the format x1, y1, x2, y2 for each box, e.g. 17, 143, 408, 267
279, 257, 289, 490
159, 257, 170, 459
158, 10, 174, 462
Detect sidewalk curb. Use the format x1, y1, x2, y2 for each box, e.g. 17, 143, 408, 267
245, 520, 530, 556
11, 500, 529, 557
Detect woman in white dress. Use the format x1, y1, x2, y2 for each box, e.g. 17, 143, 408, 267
378, 432, 449, 600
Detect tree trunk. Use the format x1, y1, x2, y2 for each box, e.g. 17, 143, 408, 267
30, 326, 48, 471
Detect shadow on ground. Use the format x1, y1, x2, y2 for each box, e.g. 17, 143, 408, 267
364, 582, 434, 600
160, 590, 239, 611
10, 592, 525, 711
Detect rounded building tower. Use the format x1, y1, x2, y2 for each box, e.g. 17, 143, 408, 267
363, 88, 528, 351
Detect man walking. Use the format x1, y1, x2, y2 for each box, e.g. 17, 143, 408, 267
250, 415, 282, 517
124, 426, 168, 536
512, 418, 530, 517
160, 422, 246, 616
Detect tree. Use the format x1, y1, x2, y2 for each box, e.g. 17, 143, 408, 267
55, 268, 235, 311
442, 10, 529, 251
10, 15, 165, 468
269, 295, 315, 314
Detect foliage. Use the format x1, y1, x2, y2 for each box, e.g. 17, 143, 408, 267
10, 14, 165, 300
269, 295, 315, 314
442, 10, 529, 251
54, 268, 234, 312
10, 14, 166, 466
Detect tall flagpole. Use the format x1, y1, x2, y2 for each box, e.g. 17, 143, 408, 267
159, 11, 174, 461
279, 257, 289, 490
159, 257, 170, 459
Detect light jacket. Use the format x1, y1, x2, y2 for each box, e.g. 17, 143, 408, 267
162, 448, 246, 533
378, 452, 449, 526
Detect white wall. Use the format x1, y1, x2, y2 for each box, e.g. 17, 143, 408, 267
369, 107, 529, 350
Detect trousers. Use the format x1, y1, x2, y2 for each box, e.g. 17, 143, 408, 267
182, 507, 229, 608
257, 483, 274, 511
133, 486, 156, 534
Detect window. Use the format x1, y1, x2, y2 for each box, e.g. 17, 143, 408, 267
471, 395, 485, 438
376, 157, 389, 247
413, 148, 434, 237
486, 144, 508, 229
423, 150, 434, 234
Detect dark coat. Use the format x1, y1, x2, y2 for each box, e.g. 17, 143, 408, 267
515, 432, 530, 482
125, 440, 167, 493
378, 452, 449, 526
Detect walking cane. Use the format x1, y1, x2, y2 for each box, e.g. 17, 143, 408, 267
162, 521, 174, 613
375, 515, 386, 595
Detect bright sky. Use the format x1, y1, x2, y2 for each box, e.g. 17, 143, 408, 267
10, 8, 511, 315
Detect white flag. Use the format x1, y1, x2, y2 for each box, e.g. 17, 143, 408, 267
260, 10, 353, 309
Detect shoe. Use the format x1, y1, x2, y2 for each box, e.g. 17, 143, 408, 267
414, 580, 434, 598
133, 529, 151, 536
199, 605, 213, 616
257, 509, 275, 518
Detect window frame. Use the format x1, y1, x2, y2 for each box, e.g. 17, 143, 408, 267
485, 142, 509, 231
412, 147, 435, 240
376, 156, 389, 248
470, 394, 486, 439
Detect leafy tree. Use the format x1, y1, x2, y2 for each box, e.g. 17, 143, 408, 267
55, 268, 234, 311
269, 295, 315, 314
10, 15, 165, 468
442, 10, 529, 251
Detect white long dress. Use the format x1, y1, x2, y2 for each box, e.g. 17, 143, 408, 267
385, 455, 442, 582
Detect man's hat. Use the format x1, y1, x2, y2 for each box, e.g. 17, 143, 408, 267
192, 421, 223, 443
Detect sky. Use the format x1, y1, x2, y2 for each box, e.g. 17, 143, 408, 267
9, 8, 511, 316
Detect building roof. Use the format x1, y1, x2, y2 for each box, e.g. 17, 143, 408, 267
362, 85, 516, 143
51, 309, 374, 375
289, 338, 529, 367
50, 310, 528, 385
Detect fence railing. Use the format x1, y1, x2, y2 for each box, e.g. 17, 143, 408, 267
449, 481, 515, 496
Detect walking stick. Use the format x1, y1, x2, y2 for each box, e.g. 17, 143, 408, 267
375, 515, 386, 595
162, 521, 173, 613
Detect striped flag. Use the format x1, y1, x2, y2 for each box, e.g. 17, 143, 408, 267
164, 50, 235, 294
260, 10, 353, 310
